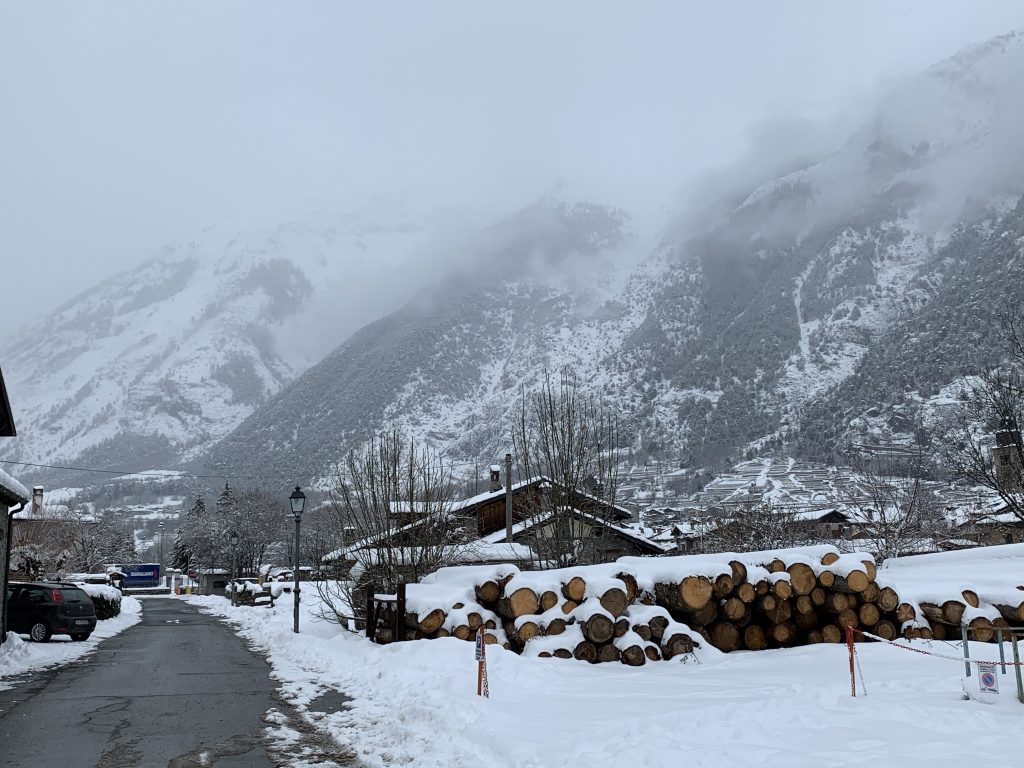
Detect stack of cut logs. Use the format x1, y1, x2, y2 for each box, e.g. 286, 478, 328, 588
375, 549, 1024, 663
902, 590, 1024, 642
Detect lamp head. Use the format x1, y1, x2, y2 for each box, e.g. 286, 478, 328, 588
289, 485, 306, 517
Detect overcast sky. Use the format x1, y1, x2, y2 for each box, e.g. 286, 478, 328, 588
2, 1, 1023, 323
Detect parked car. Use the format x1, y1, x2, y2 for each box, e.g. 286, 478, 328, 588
4, 582, 98, 642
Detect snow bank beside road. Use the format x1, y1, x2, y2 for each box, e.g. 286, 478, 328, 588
188, 590, 1023, 768
0, 596, 142, 689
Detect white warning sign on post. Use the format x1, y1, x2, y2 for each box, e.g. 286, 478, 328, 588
977, 662, 999, 694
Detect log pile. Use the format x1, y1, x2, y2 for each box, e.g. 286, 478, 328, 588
374, 547, 1024, 662
886, 590, 1019, 643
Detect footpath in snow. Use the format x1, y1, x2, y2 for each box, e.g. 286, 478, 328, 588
188, 585, 1024, 768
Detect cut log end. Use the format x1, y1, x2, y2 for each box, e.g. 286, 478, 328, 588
680, 576, 714, 611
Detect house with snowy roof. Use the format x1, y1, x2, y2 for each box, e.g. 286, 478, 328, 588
957, 507, 1024, 546
324, 469, 664, 581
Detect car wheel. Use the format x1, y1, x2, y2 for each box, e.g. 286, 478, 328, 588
29, 622, 52, 642
70, 633, 90, 642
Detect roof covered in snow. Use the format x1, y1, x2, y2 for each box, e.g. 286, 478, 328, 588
0, 465, 29, 505
453, 475, 633, 521
479, 506, 667, 554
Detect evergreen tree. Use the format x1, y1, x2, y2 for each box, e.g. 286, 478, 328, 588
172, 495, 205, 570
216, 482, 235, 515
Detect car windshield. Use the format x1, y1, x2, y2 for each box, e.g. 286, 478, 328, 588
60, 588, 90, 602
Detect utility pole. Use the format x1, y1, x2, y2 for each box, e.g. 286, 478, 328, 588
158, 522, 165, 585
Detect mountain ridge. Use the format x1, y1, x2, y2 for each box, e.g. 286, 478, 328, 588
5, 30, 1024, 489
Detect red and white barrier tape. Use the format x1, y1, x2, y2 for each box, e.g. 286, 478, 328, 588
851, 626, 1024, 666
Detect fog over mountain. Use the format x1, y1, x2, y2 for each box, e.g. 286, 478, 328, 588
203, 32, 1024, 485
3, 4, 1024, 489
5, 2, 1021, 322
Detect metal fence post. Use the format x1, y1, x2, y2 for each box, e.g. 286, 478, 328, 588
997, 628, 1006, 674
961, 625, 972, 677
396, 582, 407, 643
365, 583, 376, 640
1012, 635, 1024, 705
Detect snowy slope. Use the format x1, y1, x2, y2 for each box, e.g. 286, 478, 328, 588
206, 31, 1024, 482
204, 199, 658, 483
9, 32, 1024, 485
0, 202, 468, 476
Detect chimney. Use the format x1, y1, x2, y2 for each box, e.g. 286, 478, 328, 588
489, 465, 502, 493
31, 486, 44, 516
505, 453, 513, 543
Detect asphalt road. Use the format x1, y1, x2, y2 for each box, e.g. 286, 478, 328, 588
0, 599, 279, 767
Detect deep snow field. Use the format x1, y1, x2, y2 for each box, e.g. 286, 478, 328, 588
187, 591, 1023, 768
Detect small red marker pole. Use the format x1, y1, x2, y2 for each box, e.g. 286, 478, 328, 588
846, 624, 857, 698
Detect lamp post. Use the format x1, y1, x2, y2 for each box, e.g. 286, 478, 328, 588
157, 521, 165, 586
228, 531, 240, 606
289, 485, 305, 633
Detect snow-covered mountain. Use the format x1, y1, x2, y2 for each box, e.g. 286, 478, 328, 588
205, 31, 1024, 483
0, 202, 472, 479
7, 31, 1024, 489
203, 199, 655, 485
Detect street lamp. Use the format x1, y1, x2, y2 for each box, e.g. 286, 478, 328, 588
289, 485, 306, 633
228, 531, 240, 607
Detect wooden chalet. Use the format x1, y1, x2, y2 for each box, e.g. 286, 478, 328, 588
452, 476, 635, 536
957, 508, 1024, 546
326, 476, 664, 579
791, 508, 851, 539
454, 476, 664, 559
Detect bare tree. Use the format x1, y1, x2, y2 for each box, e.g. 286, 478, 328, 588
510, 368, 621, 568
941, 307, 1024, 524
315, 430, 467, 627
299, 498, 349, 579
701, 501, 803, 554
10, 505, 138, 578
223, 489, 289, 576
842, 442, 945, 562
63, 509, 138, 572
174, 486, 291, 585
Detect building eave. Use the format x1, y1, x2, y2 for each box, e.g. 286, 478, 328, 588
0, 367, 15, 437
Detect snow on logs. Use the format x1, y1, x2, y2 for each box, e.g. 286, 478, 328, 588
382, 544, 1024, 663
875, 543, 1024, 643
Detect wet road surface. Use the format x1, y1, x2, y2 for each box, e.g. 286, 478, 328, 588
0, 599, 278, 767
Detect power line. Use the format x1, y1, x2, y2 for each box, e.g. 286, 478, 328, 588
0, 458, 291, 483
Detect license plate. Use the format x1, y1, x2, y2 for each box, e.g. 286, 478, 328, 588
75, 619, 89, 625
